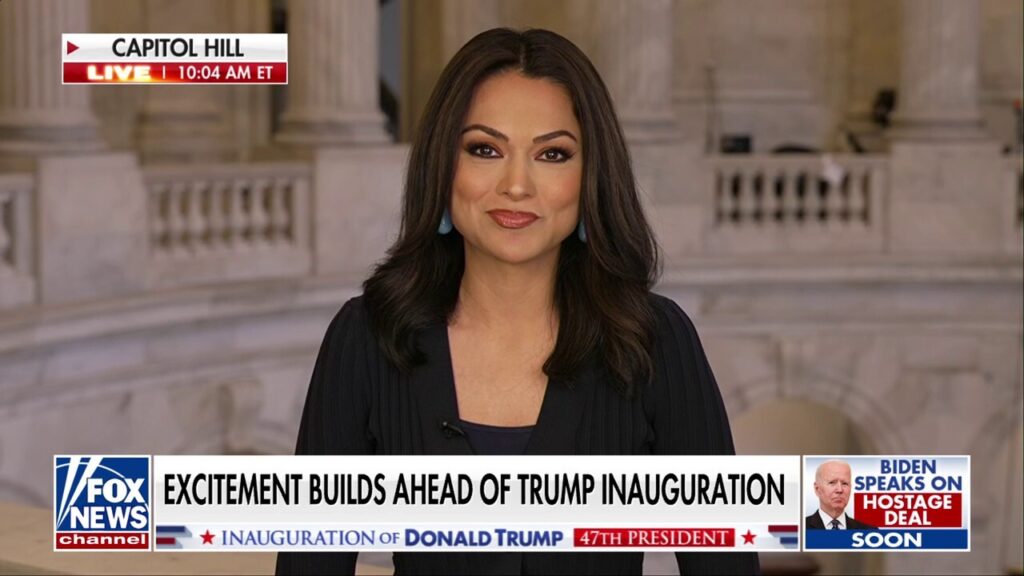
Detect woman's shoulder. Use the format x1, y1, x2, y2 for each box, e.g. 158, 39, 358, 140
646, 292, 699, 337
332, 293, 368, 321
322, 294, 373, 345
641, 292, 735, 456
644, 291, 710, 370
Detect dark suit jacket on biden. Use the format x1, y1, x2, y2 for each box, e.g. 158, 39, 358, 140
805, 511, 876, 530
275, 294, 760, 575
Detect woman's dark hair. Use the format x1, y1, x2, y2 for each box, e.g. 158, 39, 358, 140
363, 28, 660, 396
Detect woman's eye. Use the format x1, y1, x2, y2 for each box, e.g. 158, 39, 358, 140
468, 144, 500, 158
540, 148, 572, 162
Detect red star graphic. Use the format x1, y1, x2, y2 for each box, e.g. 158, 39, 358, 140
741, 530, 756, 545
201, 530, 215, 545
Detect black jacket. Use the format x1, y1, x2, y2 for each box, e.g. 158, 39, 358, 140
805, 511, 877, 530
276, 294, 760, 575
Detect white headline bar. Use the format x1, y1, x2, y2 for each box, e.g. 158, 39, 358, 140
152, 455, 802, 552
62, 34, 287, 63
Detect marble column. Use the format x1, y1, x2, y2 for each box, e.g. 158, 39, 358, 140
842, 0, 900, 132
440, 0, 502, 63
890, 0, 986, 141
672, 0, 714, 150
136, 0, 233, 163
277, 0, 388, 147
0, 0, 103, 158
579, 0, 680, 143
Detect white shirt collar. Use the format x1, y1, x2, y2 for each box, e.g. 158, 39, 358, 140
819, 509, 845, 529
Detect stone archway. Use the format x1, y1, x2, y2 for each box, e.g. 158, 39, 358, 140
713, 331, 1019, 576
731, 398, 881, 576
962, 409, 1023, 576
994, 424, 1023, 574
721, 372, 910, 457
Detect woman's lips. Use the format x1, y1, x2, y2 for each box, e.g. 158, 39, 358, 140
487, 210, 539, 229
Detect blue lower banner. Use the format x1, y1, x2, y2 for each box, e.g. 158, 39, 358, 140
805, 529, 968, 551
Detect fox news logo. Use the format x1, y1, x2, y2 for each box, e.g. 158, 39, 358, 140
54, 456, 151, 550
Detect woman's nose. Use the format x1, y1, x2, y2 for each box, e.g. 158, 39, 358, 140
500, 156, 535, 199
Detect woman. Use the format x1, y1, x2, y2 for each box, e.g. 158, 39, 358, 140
277, 28, 758, 575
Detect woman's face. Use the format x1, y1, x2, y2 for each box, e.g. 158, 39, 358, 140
451, 71, 583, 267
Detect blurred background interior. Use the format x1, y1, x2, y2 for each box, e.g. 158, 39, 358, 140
0, 0, 1021, 574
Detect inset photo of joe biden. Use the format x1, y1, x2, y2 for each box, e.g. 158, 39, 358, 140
805, 458, 877, 530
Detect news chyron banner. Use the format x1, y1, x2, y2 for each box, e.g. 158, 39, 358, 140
62, 34, 287, 84
149, 456, 800, 553
803, 456, 970, 551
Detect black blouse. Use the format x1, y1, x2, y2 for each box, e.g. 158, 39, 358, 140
276, 293, 760, 575
458, 420, 534, 455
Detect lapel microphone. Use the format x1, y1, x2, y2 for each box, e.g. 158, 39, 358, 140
440, 420, 465, 438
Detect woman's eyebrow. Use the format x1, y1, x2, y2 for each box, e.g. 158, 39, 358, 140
461, 124, 578, 144
462, 124, 507, 141
534, 129, 577, 144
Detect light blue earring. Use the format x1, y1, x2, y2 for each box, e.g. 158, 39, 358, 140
577, 220, 587, 243
438, 208, 453, 235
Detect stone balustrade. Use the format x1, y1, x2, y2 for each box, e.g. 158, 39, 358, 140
145, 163, 313, 289
0, 173, 34, 309
0, 148, 405, 311
706, 154, 887, 254
1, 148, 1021, 312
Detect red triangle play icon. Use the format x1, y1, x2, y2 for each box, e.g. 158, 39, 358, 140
67, 41, 79, 55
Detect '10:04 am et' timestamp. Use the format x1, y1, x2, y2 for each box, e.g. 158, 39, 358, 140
63, 62, 288, 84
